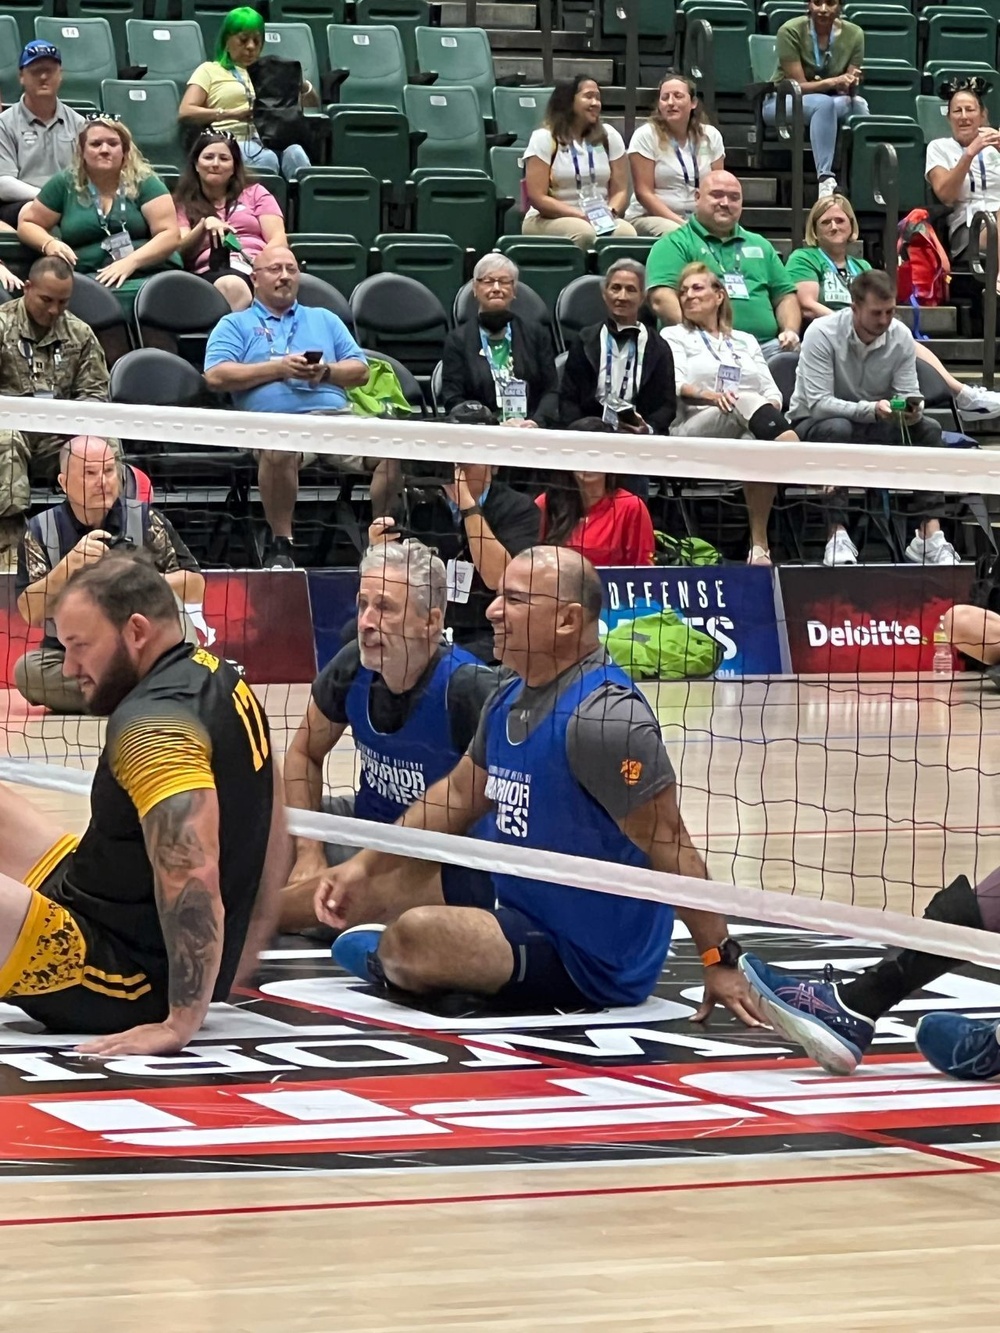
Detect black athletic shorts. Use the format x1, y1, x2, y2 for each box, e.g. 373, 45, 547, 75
491, 906, 596, 1012
6, 836, 167, 1034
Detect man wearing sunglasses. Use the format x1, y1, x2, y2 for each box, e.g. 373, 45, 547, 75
0, 42, 83, 230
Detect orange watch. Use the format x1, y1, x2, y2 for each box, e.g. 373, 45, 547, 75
700, 937, 742, 968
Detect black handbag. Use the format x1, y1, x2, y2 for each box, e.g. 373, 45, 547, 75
247, 55, 310, 155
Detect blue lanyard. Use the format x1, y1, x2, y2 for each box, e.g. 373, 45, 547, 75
810, 20, 831, 73
569, 141, 597, 192
605, 332, 637, 400
698, 328, 739, 364
971, 151, 988, 193
673, 140, 699, 190
256, 306, 299, 356
704, 236, 742, 273
820, 250, 862, 288
479, 325, 515, 383
87, 182, 127, 237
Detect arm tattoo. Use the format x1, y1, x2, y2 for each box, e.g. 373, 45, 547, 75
158, 878, 220, 1011
146, 790, 207, 876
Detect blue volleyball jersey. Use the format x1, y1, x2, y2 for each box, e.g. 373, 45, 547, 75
347, 645, 480, 823
484, 662, 674, 1006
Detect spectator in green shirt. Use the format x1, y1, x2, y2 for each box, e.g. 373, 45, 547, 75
763, 0, 868, 197
646, 170, 800, 356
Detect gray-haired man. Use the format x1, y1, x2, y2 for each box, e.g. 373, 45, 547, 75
279, 539, 499, 932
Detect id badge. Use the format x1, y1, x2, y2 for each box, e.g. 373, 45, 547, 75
101, 231, 134, 260
580, 190, 616, 236
715, 363, 742, 394
31, 389, 55, 399
601, 400, 619, 429
722, 272, 749, 299
501, 379, 528, 420
446, 558, 475, 604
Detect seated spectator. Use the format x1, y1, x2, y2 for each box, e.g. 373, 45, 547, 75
764, 0, 868, 199
789, 193, 1000, 418
174, 131, 286, 313
441, 255, 558, 427
179, 6, 315, 182
203, 243, 368, 568
14, 435, 204, 712
625, 72, 725, 237
537, 456, 655, 566
789, 268, 958, 566
662, 262, 796, 567
944, 602, 1000, 684
278, 539, 498, 934
926, 76, 1000, 283
647, 171, 800, 357
17, 117, 181, 319
559, 259, 676, 435
0, 255, 111, 568
0, 40, 81, 246
371, 403, 542, 663
522, 76, 637, 249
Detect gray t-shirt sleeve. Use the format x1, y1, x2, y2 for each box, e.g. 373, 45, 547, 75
469, 701, 490, 768
566, 684, 676, 822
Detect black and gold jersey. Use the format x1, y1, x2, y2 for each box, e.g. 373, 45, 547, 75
57, 642, 274, 998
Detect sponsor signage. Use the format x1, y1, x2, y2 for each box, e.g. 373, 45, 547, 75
779, 565, 975, 673
598, 566, 787, 677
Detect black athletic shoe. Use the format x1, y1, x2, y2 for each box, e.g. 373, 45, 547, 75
268, 537, 296, 570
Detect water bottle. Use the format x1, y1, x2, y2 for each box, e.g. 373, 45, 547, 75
932, 615, 953, 675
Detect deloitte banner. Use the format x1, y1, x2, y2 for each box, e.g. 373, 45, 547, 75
779, 564, 975, 673
598, 566, 787, 677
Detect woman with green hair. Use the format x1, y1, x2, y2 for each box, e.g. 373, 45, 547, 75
179, 5, 316, 180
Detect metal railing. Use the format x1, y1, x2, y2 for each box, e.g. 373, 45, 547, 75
685, 19, 716, 124
620, 1, 639, 143
773, 78, 803, 250
971, 208, 998, 390
873, 142, 899, 285
539, 0, 554, 86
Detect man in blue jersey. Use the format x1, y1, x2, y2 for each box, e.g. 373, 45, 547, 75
316, 546, 760, 1020
280, 538, 498, 933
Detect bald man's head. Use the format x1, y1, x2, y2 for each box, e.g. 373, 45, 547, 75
694, 169, 743, 236
252, 243, 300, 311
58, 435, 120, 523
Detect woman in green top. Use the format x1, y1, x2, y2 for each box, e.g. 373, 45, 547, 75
788, 194, 1000, 417
18, 116, 180, 318
763, 0, 868, 196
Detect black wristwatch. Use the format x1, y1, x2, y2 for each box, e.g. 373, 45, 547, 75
459, 502, 483, 518
700, 937, 743, 969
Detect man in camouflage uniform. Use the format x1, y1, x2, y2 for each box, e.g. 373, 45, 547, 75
0, 254, 111, 568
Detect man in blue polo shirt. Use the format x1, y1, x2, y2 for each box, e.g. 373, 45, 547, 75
204, 243, 368, 568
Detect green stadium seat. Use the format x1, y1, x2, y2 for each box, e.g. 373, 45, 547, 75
5, 0, 48, 51
922, 8, 997, 66
601, 0, 676, 39
915, 93, 951, 142
327, 24, 407, 112
763, 2, 806, 33
748, 34, 777, 84
492, 86, 551, 148
251, 169, 288, 216
126, 20, 206, 92
593, 236, 656, 270
405, 84, 487, 172
859, 60, 921, 118
101, 79, 186, 167
376, 234, 466, 311
355, 0, 430, 77
843, 116, 925, 211
843, 6, 917, 63
34, 17, 116, 106
261, 22, 320, 93
924, 62, 1000, 121
0, 17, 23, 106
296, 167, 382, 247
495, 236, 586, 312
64, 0, 131, 69
270, 0, 344, 69
490, 144, 524, 234
289, 232, 367, 298
682, 3, 754, 94
178, 0, 236, 57
415, 27, 497, 121
151, 163, 180, 194
329, 109, 410, 196
411, 172, 497, 254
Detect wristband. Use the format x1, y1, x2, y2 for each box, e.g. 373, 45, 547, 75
459, 503, 482, 518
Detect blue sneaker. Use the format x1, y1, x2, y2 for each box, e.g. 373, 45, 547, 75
739, 954, 875, 1075
915, 1012, 1000, 1080
332, 923, 386, 984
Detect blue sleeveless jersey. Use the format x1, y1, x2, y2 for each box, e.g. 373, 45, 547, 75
347, 646, 480, 823
484, 663, 674, 1007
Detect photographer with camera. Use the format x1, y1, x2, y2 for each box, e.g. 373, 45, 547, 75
369, 404, 541, 663
14, 435, 204, 712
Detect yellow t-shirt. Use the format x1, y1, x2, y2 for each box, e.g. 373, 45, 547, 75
187, 60, 254, 138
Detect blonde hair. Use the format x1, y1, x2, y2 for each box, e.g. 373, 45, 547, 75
804, 192, 860, 247
677, 261, 733, 332
73, 119, 155, 202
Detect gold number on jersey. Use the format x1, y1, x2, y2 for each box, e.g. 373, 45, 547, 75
232, 679, 269, 771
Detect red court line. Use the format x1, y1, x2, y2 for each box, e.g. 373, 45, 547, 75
0, 1162, 977, 1230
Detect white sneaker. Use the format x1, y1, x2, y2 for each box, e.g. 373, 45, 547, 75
817, 176, 838, 198
956, 384, 1000, 419
747, 544, 771, 566
823, 530, 858, 566
904, 530, 960, 565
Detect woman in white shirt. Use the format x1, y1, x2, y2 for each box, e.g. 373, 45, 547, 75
662, 261, 799, 566
625, 73, 725, 236
926, 75, 1000, 277
522, 76, 636, 249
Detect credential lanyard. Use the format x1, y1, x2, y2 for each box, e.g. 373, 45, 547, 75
820, 250, 862, 292
259, 310, 299, 356
569, 141, 597, 192
673, 140, 699, 190
87, 182, 128, 237
810, 20, 831, 73
480, 325, 515, 385
697, 328, 739, 364
971, 151, 988, 194
605, 332, 637, 401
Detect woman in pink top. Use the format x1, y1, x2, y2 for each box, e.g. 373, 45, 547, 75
173, 130, 286, 310
537, 468, 655, 566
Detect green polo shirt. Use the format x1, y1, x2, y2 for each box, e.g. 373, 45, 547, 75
645, 216, 796, 343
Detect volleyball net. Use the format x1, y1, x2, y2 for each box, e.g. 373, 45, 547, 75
3, 393, 1000, 968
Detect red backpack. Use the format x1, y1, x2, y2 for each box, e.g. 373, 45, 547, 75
897, 208, 951, 307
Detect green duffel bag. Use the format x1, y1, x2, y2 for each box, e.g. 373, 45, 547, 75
347, 357, 416, 417
605, 607, 723, 680
654, 532, 722, 567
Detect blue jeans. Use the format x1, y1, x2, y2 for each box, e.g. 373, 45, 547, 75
762, 92, 869, 178
243, 136, 311, 181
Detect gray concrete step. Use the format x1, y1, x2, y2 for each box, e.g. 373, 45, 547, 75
493, 53, 615, 80
894, 305, 957, 336
438, 2, 538, 27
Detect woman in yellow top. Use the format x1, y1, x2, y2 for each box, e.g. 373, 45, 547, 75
179, 6, 317, 181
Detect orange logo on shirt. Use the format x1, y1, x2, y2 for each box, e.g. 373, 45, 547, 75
620, 759, 643, 785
